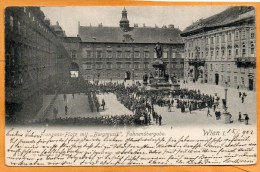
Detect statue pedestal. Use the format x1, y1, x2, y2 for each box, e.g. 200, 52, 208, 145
223, 111, 232, 124
147, 76, 170, 90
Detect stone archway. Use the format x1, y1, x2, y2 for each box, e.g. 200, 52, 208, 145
70, 62, 80, 78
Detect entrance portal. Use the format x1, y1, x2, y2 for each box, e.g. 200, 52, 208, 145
215, 73, 219, 85
125, 71, 131, 80
249, 78, 254, 91
70, 62, 80, 78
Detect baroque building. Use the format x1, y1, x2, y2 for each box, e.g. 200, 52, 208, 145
5, 7, 71, 119
78, 8, 184, 81
181, 6, 256, 90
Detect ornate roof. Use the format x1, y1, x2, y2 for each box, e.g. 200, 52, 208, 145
78, 26, 183, 44
181, 6, 255, 36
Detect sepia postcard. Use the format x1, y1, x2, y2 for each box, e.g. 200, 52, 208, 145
1, 1, 260, 172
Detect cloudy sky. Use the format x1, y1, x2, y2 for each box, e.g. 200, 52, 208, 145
41, 6, 229, 36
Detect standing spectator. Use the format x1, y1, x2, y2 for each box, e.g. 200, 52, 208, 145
242, 95, 244, 103
239, 92, 242, 98
189, 103, 192, 114
168, 102, 171, 112
101, 99, 106, 110
207, 108, 211, 117
245, 114, 249, 125
238, 112, 242, 122
159, 115, 162, 126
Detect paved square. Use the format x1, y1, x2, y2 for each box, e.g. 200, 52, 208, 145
37, 80, 256, 127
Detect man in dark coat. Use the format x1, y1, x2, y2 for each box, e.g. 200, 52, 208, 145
158, 115, 162, 125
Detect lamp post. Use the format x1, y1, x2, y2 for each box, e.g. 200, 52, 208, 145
224, 81, 228, 109
223, 81, 231, 124
132, 68, 135, 85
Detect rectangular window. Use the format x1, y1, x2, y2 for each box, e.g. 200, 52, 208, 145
201, 52, 203, 58
85, 50, 92, 58
135, 52, 140, 58
228, 49, 232, 56
222, 49, 225, 56
241, 77, 244, 85
216, 50, 219, 57
242, 49, 246, 55
222, 34, 226, 43
235, 49, 239, 56
216, 36, 219, 43
10, 16, 14, 31
125, 51, 131, 58
228, 32, 232, 41
221, 64, 224, 72
125, 63, 131, 69
83, 63, 92, 69
163, 52, 168, 58
227, 76, 230, 83
144, 51, 149, 58
96, 63, 102, 69
144, 63, 149, 69
234, 76, 237, 84
172, 52, 176, 58
235, 31, 239, 40
210, 37, 214, 44
251, 47, 255, 55
96, 51, 102, 58
211, 51, 213, 57
241, 30, 246, 39
116, 63, 121, 69
250, 32, 255, 39
227, 64, 231, 72
107, 63, 112, 69
134, 63, 139, 69
116, 51, 122, 58
215, 64, 218, 71
210, 64, 213, 71
106, 51, 112, 58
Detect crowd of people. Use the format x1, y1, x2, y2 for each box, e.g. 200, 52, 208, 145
31, 115, 136, 126
8, 75, 252, 126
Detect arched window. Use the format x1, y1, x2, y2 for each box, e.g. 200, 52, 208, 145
251, 43, 255, 55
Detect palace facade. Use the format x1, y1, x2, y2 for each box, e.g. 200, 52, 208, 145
5, 7, 71, 118
77, 8, 185, 81
181, 6, 256, 90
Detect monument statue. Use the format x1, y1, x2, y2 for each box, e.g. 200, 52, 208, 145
154, 42, 163, 58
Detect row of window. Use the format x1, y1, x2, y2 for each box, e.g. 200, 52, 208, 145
83, 63, 183, 69
208, 75, 245, 85
206, 63, 249, 74
83, 50, 180, 59
83, 63, 144, 69
187, 44, 255, 58
187, 28, 255, 48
